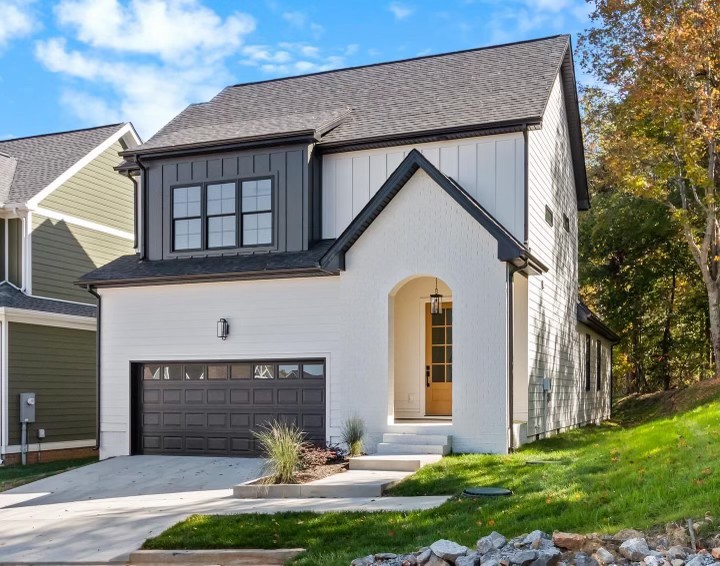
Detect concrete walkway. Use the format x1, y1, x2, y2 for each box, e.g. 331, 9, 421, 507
0, 456, 449, 565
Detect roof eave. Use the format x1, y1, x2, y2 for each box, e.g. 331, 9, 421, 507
577, 303, 620, 343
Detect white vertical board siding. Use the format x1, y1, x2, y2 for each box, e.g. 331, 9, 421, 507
525, 73, 611, 439
322, 133, 525, 241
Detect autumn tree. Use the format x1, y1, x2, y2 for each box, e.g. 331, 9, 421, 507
580, 0, 720, 377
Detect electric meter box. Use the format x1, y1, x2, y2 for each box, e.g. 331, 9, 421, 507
19, 392, 36, 423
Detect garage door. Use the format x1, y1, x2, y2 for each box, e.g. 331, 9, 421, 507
135, 360, 326, 456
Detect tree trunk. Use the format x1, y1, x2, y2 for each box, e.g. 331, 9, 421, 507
661, 268, 676, 391
705, 278, 720, 378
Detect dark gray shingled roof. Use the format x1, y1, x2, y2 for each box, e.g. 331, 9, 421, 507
577, 301, 619, 342
132, 35, 573, 153
0, 283, 96, 318
78, 239, 338, 287
0, 124, 126, 204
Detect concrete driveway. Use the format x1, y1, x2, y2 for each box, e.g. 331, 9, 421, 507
0, 456, 265, 564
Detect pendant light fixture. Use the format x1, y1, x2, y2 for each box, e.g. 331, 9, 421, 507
430, 278, 443, 315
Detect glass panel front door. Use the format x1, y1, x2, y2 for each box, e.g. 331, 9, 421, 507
425, 302, 452, 415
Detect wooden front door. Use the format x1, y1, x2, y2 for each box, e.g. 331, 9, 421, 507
425, 302, 452, 415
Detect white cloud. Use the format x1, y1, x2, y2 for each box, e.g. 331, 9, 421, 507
282, 11, 306, 27
485, 0, 588, 43
388, 2, 414, 20
240, 42, 347, 77
0, 1, 35, 50
36, 1, 253, 137
53, 0, 255, 64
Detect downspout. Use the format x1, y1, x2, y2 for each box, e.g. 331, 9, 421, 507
522, 125, 530, 247
136, 157, 148, 260
87, 286, 101, 452
507, 258, 528, 452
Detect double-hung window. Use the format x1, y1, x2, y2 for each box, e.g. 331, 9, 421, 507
596, 339, 602, 390
241, 179, 273, 246
584, 333, 591, 391
173, 186, 202, 250
207, 182, 236, 248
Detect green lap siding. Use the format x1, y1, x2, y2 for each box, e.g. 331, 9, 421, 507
32, 213, 134, 304
8, 218, 22, 287
7, 323, 96, 445
39, 141, 134, 233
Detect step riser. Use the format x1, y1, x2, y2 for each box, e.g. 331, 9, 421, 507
350, 460, 422, 472
377, 443, 450, 455
382, 433, 451, 446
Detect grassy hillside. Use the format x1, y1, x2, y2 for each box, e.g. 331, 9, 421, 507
145, 380, 720, 565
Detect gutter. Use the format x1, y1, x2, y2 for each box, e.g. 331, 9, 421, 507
86, 286, 101, 452
135, 157, 148, 260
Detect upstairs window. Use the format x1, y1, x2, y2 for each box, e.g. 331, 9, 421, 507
207, 182, 236, 248
545, 205, 554, 227
173, 186, 202, 250
563, 214, 570, 233
241, 179, 273, 246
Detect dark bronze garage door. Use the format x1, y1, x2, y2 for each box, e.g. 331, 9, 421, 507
134, 360, 326, 456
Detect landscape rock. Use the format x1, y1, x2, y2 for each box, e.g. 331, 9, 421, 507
510, 550, 538, 565
644, 556, 661, 566
481, 558, 501, 566
619, 538, 651, 561
351, 556, 375, 566
456, 552, 481, 566
575, 552, 599, 566
430, 540, 469, 562
400, 555, 419, 565
525, 532, 552, 545
684, 556, 706, 566
670, 560, 685, 566
376, 554, 399, 561
553, 533, 588, 552
616, 530, 647, 541
532, 548, 562, 566
666, 526, 690, 548
479, 533, 508, 554
426, 554, 453, 566
594, 547, 616, 564
669, 547, 689, 560
712, 549, 720, 560
417, 549, 433, 566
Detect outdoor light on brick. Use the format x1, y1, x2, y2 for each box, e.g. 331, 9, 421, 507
217, 318, 229, 340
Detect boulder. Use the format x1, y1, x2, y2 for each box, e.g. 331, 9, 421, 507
531, 547, 562, 566
553, 533, 587, 551
645, 556, 661, 566
712, 550, 720, 561
479, 533, 508, 554
594, 547, 616, 565
510, 550, 538, 566
684, 557, 705, 566
417, 549, 433, 566
668, 547, 688, 560
430, 540, 469, 563
376, 553, 399, 561
575, 552, 600, 566
619, 538, 651, 561
525, 532, 551, 545
426, 554, 453, 566
670, 560, 685, 566
351, 556, 375, 566
616, 530, 647, 541
457, 552, 481, 566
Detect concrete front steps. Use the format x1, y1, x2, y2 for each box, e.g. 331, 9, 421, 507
349, 454, 442, 472
376, 433, 452, 455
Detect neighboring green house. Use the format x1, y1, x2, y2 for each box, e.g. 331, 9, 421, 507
0, 123, 139, 464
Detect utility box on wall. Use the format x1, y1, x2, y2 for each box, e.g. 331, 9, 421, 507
19, 392, 36, 423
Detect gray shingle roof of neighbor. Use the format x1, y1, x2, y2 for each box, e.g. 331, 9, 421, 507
134, 35, 571, 153
77, 239, 338, 287
0, 123, 127, 204
0, 283, 96, 318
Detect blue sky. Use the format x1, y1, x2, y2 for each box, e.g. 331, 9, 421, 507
0, 0, 592, 141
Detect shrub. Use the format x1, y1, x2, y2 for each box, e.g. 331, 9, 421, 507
254, 421, 306, 484
341, 415, 365, 456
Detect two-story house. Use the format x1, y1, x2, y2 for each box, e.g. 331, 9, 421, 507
81, 35, 618, 459
0, 123, 139, 464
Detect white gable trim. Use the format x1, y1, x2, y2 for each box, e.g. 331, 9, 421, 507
33, 206, 134, 241
26, 123, 141, 208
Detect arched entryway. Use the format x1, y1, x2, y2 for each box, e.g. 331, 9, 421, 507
389, 275, 453, 421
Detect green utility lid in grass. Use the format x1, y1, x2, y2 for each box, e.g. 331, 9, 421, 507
462, 487, 513, 498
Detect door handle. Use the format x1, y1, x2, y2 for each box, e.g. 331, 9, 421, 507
426, 365, 430, 387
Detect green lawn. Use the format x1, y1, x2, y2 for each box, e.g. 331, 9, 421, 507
144, 384, 720, 565
0, 457, 97, 492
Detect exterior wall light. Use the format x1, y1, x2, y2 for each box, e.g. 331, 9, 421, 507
430, 278, 443, 315
217, 318, 230, 340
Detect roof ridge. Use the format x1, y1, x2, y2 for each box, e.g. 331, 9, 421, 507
223, 34, 570, 92
0, 123, 125, 144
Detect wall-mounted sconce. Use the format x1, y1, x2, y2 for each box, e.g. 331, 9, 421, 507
217, 318, 229, 340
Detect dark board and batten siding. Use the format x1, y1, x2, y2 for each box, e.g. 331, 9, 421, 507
7, 323, 96, 444
146, 144, 312, 261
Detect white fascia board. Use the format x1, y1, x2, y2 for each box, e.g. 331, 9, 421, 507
26, 123, 137, 209
0, 307, 96, 331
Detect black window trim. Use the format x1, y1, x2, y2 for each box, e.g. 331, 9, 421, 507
545, 204, 554, 227
171, 183, 204, 252
169, 175, 276, 254
584, 333, 591, 391
563, 213, 570, 233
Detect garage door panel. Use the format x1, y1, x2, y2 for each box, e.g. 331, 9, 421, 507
138, 360, 326, 456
